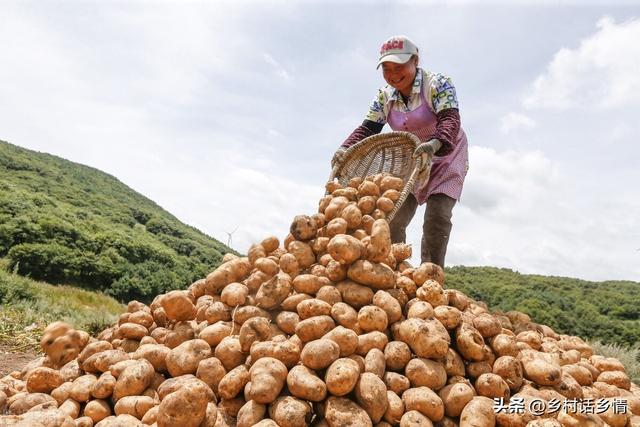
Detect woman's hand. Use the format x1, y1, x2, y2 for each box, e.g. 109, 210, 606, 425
413, 138, 441, 171
331, 148, 347, 168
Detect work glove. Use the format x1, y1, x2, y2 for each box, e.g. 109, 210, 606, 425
331, 148, 347, 168
413, 138, 442, 171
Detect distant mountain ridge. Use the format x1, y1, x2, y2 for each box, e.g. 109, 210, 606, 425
0, 140, 233, 302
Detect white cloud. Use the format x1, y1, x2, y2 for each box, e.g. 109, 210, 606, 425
500, 112, 536, 134
524, 16, 640, 110
263, 53, 293, 81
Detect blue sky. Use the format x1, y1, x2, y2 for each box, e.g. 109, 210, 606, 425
1, 1, 639, 281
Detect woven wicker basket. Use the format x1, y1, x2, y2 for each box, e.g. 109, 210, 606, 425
328, 131, 428, 222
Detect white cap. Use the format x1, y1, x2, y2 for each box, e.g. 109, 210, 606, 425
377, 35, 419, 69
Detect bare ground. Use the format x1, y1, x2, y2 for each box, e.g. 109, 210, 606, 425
0, 345, 37, 377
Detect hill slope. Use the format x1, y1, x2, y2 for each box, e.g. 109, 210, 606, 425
0, 140, 233, 302
445, 266, 640, 346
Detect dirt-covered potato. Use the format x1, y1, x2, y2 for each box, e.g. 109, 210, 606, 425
347, 260, 395, 290
269, 396, 312, 427
325, 396, 373, 427
438, 382, 475, 418
327, 234, 364, 265
157, 378, 211, 427
402, 386, 444, 422
239, 317, 272, 353
325, 358, 360, 396
249, 357, 288, 404
113, 359, 155, 400
290, 215, 318, 241
287, 365, 327, 402
358, 305, 389, 332
459, 396, 495, 427
25, 367, 64, 394
398, 318, 450, 359
218, 365, 250, 400
295, 315, 336, 343
405, 358, 447, 390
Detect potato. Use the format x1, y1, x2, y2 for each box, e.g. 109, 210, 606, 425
157, 379, 210, 427
358, 305, 389, 332
358, 196, 377, 215
383, 372, 411, 395
292, 274, 327, 295
383, 341, 411, 372
367, 219, 391, 262
475, 373, 510, 400
325, 396, 372, 427
288, 241, 316, 269
114, 395, 155, 419
337, 280, 375, 309
165, 320, 196, 349
326, 217, 349, 238
324, 358, 360, 396
215, 336, 245, 371
331, 302, 360, 331
295, 315, 336, 343
234, 305, 271, 325
364, 348, 386, 378
434, 306, 462, 330
405, 358, 447, 390
398, 318, 450, 359
326, 260, 348, 282
290, 215, 318, 241
250, 339, 301, 369
400, 410, 433, 427
90, 371, 116, 400
438, 382, 474, 418
406, 300, 434, 319
521, 355, 562, 386
196, 357, 226, 393
256, 272, 292, 310
327, 234, 364, 265
113, 359, 155, 401
287, 365, 326, 402
160, 290, 197, 322
220, 282, 249, 306
373, 290, 402, 324
301, 339, 340, 370
348, 260, 395, 289
562, 364, 593, 386
239, 317, 272, 353
275, 311, 299, 335
84, 399, 112, 423
355, 372, 389, 423
248, 357, 288, 404
376, 196, 394, 213
25, 367, 64, 393
455, 324, 486, 362
357, 181, 381, 197
269, 396, 312, 427
402, 386, 444, 422
199, 322, 233, 347
459, 396, 495, 427
166, 339, 212, 377
69, 374, 99, 402
340, 204, 363, 229
323, 326, 359, 357
316, 285, 343, 305
8, 392, 56, 415
236, 400, 266, 427
488, 333, 519, 357
357, 331, 389, 356
384, 390, 405, 425
598, 370, 631, 390
298, 298, 333, 319
218, 365, 250, 400
492, 356, 523, 391
79, 341, 113, 365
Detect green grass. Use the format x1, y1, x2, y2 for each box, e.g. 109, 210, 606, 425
0, 268, 123, 351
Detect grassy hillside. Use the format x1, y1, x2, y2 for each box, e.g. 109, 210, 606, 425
0, 268, 123, 350
446, 266, 640, 347
0, 140, 234, 302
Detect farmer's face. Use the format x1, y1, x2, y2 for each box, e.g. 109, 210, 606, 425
382, 57, 418, 97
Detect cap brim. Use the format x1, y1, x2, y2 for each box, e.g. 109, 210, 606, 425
376, 53, 413, 69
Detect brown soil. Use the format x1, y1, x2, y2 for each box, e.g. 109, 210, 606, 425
0, 345, 37, 377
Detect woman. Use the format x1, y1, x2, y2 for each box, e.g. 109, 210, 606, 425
332, 35, 468, 268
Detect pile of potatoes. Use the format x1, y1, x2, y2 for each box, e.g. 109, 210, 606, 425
1, 172, 640, 427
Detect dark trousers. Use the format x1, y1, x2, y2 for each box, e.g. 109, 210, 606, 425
389, 193, 457, 268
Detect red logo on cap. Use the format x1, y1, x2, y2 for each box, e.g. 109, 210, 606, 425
380, 39, 404, 55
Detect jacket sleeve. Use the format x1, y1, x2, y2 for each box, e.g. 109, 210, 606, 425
340, 120, 384, 149
432, 108, 460, 157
